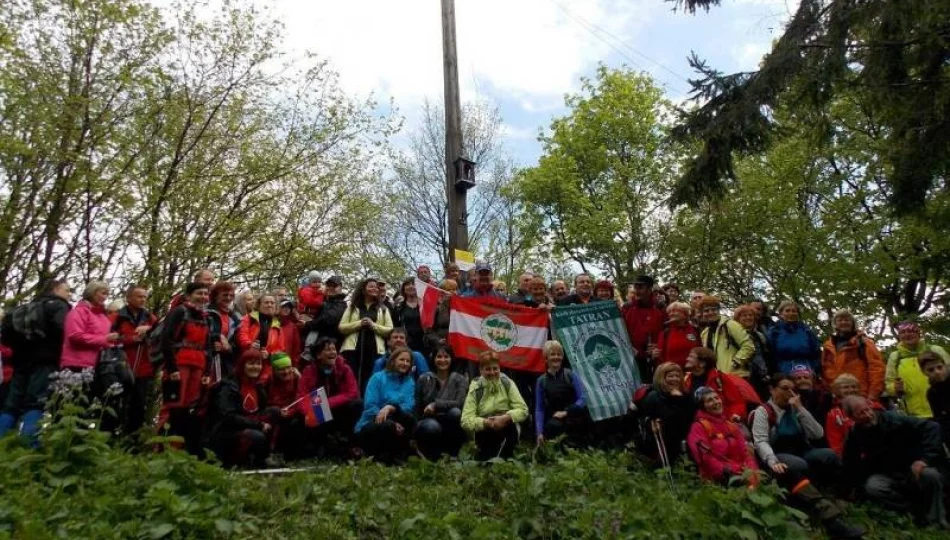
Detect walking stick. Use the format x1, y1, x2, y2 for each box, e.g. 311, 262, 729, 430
651, 419, 676, 493
131, 344, 144, 375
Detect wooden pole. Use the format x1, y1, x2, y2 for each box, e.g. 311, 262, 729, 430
441, 0, 468, 262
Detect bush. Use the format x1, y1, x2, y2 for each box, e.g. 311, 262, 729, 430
0, 386, 942, 540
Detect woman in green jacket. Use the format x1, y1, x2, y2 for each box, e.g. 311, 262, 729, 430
885, 321, 950, 418
461, 350, 529, 460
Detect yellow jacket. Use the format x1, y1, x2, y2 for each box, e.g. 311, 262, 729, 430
699, 316, 755, 377
338, 302, 393, 355
461, 375, 529, 433
885, 342, 950, 418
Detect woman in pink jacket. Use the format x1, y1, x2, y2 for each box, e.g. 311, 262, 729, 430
688, 386, 759, 487
60, 281, 118, 371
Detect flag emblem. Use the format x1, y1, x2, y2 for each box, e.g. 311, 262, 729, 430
582, 332, 623, 372
480, 313, 518, 352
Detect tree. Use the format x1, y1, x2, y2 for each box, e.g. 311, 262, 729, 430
379, 100, 514, 274
513, 66, 683, 285
670, 0, 950, 216
0, 0, 395, 309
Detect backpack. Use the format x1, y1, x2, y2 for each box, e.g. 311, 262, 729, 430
631, 383, 654, 412
9, 300, 52, 342
474, 374, 512, 408
147, 308, 197, 367
747, 403, 778, 430
697, 417, 742, 441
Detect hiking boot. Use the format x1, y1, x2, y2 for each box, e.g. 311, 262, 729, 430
264, 453, 285, 469
823, 517, 865, 539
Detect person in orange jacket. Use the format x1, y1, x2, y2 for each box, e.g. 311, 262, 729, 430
821, 309, 884, 401
236, 293, 284, 377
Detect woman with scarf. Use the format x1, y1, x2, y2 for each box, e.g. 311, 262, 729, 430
236, 293, 284, 377
413, 345, 469, 459
355, 346, 416, 464
535, 340, 589, 447
885, 321, 950, 418
339, 278, 393, 394
207, 349, 278, 468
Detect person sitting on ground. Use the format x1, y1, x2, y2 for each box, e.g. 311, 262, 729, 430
639, 362, 695, 464
825, 374, 863, 458
920, 352, 950, 446
682, 347, 748, 422
692, 385, 865, 538
767, 300, 822, 376
842, 395, 947, 528
750, 375, 841, 490
535, 340, 589, 447
696, 296, 755, 377
461, 350, 529, 460
789, 364, 833, 431
297, 337, 362, 459
206, 349, 278, 468
354, 346, 416, 464
655, 302, 699, 369
372, 327, 430, 378
413, 345, 469, 459
886, 321, 950, 418
821, 309, 884, 402
688, 386, 758, 487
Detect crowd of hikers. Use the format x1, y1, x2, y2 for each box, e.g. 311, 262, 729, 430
2, 263, 950, 537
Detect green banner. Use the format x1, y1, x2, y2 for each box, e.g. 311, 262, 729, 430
552, 301, 641, 421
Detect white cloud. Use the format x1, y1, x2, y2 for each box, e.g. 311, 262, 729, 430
275, 0, 653, 109
500, 123, 539, 141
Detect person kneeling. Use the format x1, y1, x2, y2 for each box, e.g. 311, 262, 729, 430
413, 345, 468, 460
842, 396, 948, 529
461, 351, 529, 461
354, 346, 416, 464
535, 340, 590, 447
206, 350, 277, 468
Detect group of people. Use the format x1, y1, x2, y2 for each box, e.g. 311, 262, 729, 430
1, 262, 949, 536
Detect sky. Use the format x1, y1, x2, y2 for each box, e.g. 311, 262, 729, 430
272, 0, 799, 165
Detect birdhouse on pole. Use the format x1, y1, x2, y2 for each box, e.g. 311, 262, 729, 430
454, 157, 476, 191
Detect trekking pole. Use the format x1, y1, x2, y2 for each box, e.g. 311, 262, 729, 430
131, 344, 144, 375
651, 419, 675, 492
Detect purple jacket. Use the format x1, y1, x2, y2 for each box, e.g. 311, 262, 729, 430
60, 300, 112, 370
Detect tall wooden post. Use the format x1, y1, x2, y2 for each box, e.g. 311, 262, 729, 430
441, 0, 468, 262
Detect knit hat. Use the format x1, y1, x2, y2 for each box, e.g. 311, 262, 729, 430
789, 364, 813, 377
694, 386, 716, 405
897, 321, 920, 334
271, 352, 292, 370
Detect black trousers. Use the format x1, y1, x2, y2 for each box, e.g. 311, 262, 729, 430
413, 407, 464, 459
475, 421, 519, 461
358, 409, 416, 464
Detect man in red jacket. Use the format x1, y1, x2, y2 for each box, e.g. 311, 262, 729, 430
297, 272, 325, 318
112, 284, 157, 433
297, 336, 362, 457
621, 275, 666, 380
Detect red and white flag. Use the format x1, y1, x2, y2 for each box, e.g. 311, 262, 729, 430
448, 296, 549, 373
415, 277, 441, 329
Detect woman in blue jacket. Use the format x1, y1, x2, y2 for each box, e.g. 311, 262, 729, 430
355, 346, 416, 464
767, 300, 821, 376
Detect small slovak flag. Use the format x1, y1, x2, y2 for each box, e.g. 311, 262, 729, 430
303, 387, 333, 428
415, 277, 441, 330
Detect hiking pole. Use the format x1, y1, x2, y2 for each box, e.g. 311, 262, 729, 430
651, 419, 675, 492
131, 344, 144, 375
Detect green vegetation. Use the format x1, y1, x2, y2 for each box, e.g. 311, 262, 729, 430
1, 398, 944, 540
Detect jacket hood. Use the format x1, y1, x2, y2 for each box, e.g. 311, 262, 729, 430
694, 409, 727, 423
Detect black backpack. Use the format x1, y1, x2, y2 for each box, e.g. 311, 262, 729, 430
8, 300, 52, 342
